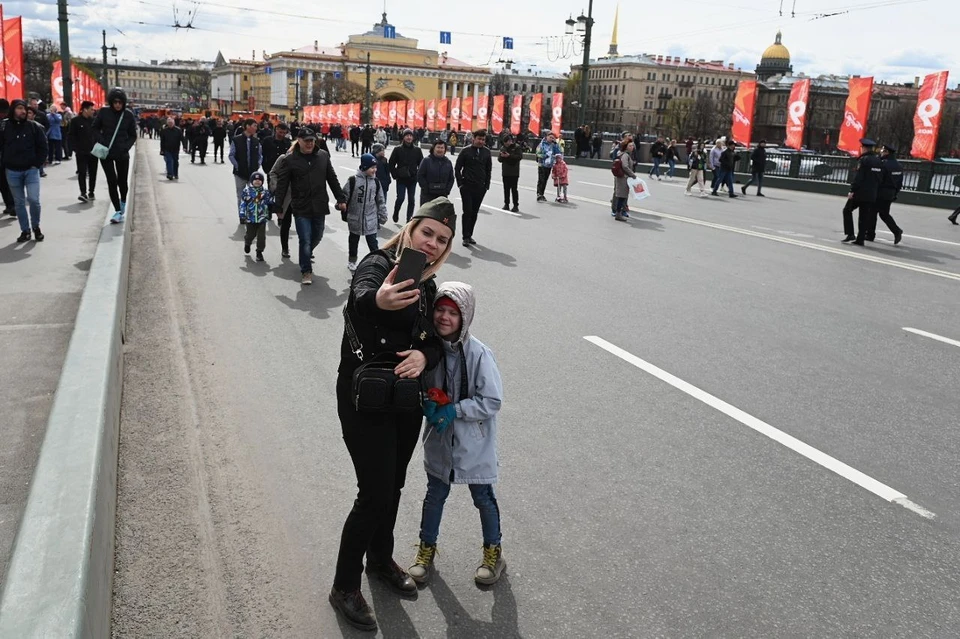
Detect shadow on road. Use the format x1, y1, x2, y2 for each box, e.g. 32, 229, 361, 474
427, 571, 522, 639
464, 245, 517, 267
274, 275, 349, 320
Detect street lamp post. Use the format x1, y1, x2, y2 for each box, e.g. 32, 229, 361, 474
576, 1, 594, 129
100, 31, 116, 91
365, 52, 372, 125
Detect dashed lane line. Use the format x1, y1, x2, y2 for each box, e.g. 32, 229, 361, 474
584, 335, 936, 520
902, 327, 960, 349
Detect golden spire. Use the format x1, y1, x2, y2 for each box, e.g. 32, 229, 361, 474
607, 4, 620, 56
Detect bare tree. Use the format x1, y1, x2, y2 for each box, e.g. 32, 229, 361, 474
665, 98, 694, 138
489, 72, 510, 97
311, 75, 370, 106
180, 72, 210, 109
23, 37, 59, 103
690, 92, 717, 139
938, 100, 960, 156
875, 101, 915, 152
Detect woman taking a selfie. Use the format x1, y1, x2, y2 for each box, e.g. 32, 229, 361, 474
330, 197, 457, 632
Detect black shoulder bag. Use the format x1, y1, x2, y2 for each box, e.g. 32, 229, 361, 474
343, 272, 428, 413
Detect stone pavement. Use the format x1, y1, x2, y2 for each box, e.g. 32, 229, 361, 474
0, 159, 115, 582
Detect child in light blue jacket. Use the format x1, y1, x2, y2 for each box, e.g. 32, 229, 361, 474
409, 281, 505, 586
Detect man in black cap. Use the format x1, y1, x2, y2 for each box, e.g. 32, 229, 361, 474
260, 122, 291, 174
841, 138, 883, 245
874, 143, 904, 245
271, 127, 346, 285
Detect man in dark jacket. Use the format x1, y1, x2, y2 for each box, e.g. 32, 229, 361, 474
260, 122, 291, 174
349, 125, 362, 157
0, 99, 17, 216
211, 118, 228, 163
741, 139, 767, 196
873, 143, 904, 244
649, 136, 667, 180
190, 118, 211, 164
271, 128, 346, 285
159, 117, 184, 180
711, 140, 740, 198
388, 128, 424, 223
372, 143, 391, 201
360, 125, 374, 155
416, 140, 455, 206
498, 133, 522, 212
1, 99, 48, 242
229, 119, 262, 220
454, 128, 492, 246
842, 138, 883, 245
68, 100, 98, 201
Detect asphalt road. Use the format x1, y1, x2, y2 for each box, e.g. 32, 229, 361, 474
113, 140, 960, 638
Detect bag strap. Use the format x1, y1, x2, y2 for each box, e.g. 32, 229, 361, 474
106, 111, 124, 151
347, 175, 356, 202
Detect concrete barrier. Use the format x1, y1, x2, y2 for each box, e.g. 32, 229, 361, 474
0, 150, 137, 638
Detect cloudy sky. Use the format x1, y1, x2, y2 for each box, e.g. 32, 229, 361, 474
10, 0, 959, 86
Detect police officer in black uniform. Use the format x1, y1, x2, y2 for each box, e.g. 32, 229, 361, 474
873, 143, 904, 245
841, 138, 883, 246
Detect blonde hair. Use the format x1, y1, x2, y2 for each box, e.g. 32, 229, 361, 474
382, 218, 453, 279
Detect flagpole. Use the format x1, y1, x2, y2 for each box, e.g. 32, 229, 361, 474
57, 0, 73, 107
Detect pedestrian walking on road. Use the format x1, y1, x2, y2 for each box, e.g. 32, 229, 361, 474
416, 140, 455, 206
535, 132, 561, 202
69, 101, 99, 202
1, 99, 47, 242
189, 118, 211, 165
949, 205, 959, 225
708, 139, 723, 192
590, 132, 603, 159
649, 136, 666, 180
229, 119, 262, 224
46, 106, 64, 165
408, 281, 505, 587
159, 117, 184, 180
330, 199, 456, 633
612, 139, 635, 222
455, 129, 492, 247
350, 125, 362, 157
711, 140, 739, 198
267, 145, 294, 259
210, 118, 228, 163
665, 140, 678, 180
270, 127, 346, 285
498, 134, 522, 212
92, 88, 138, 224
841, 138, 882, 245
685, 141, 708, 197
360, 125, 374, 155
388, 128, 423, 224
874, 144, 904, 244
741, 140, 767, 196
343, 153, 388, 272
260, 122, 291, 175
240, 171, 274, 262
372, 143, 391, 203
447, 130, 458, 156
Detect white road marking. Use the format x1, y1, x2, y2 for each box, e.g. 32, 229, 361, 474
480, 203, 522, 217
578, 181, 613, 188
875, 230, 960, 248
559, 192, 960, 282
903, 327, 960, 349
584, 336, 936, 519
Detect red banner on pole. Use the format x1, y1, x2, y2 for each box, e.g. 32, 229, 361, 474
3, 17, 24, 101
510, 94, 522, 135
529, 93, 543, 136
0, 7, 6, 98
911, 70, 950, 161
550, 93, 563, 136
414, 99, 425, 128
405, 101, 415, 128
730, 80, 757, 146
372, 102, 381, 127
426, 99, 436, 131
837, 77, 874, 157
461, 97, 473, 132
436, 99, 448, 131
387, 101, 397, 126
450, 97, 461, 131
491, 95, 505, 135
784, 78, 810, 150
396, 100, 407, 128
336, 104, 345, 125
476, 95, 489, 130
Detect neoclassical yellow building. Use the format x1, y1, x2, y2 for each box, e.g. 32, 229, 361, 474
211, 13, 491, 119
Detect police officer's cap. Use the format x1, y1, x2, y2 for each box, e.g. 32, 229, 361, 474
859, 137, 876, 147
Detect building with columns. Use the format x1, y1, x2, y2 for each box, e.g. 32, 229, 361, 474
210, 12, 490, 120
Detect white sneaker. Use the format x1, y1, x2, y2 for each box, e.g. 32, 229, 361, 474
347, 261, 357, 272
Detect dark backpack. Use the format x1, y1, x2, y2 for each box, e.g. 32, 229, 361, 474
611, 153, 625, 178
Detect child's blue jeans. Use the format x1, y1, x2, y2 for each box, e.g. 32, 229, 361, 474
419, 473, 502, 547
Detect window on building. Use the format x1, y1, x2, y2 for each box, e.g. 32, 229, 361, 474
522, 83, 527, 91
